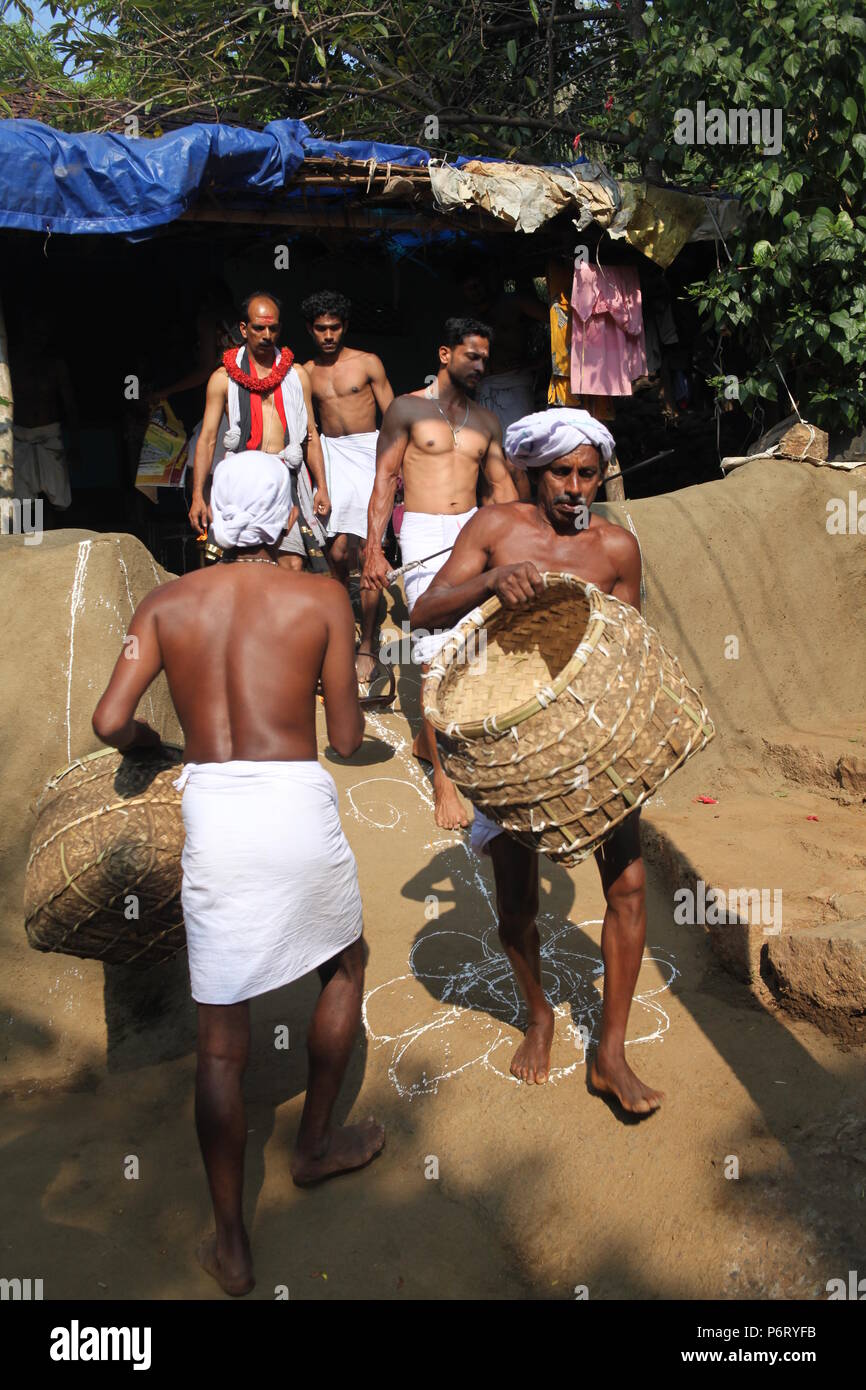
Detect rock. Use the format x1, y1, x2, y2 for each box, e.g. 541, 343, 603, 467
837, 753, 866, 796
762, 921, 866, 1043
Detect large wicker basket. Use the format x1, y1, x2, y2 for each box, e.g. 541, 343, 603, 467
423, 573, 714, 865
24, 746, 187, 966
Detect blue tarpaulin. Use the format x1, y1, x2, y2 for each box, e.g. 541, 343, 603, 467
0, 116, 504, 237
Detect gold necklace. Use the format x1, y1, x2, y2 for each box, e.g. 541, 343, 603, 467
231, 557, 279, 566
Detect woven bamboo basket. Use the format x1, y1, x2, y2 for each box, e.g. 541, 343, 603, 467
423, 573, 714, 865
24, 746, 187, 966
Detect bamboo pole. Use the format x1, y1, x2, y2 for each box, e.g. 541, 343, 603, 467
0, 292, 13, 497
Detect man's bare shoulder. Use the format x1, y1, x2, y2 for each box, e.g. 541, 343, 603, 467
471, 401, 502, 439
301, 357, 316, 374
591, 513, 639, 550
292, 362, 311, 386
208, 365, 229, 388
470, 499, 534, 536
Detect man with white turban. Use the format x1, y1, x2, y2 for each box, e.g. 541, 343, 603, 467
92, 450, 384, 1297
411, 408, 663, 1116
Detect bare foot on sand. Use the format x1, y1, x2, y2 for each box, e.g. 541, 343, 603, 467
433, 775, 471, 830
292, 1117, 385, 1188
511, 1009, 555, 1083
196, 1232, 255, 1297
589, 1053, 664, 1115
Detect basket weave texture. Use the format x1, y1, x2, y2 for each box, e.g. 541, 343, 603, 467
24, 746, 186, 965
423, 573, 714, 865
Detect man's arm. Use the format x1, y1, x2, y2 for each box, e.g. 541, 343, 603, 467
367, 353, 395, 421
295, 364, 330, 522
609, 528, 642, 613
92, 592, 165, 751
480, 415, 520, 505
320, 580, 365, 757
189, 368, 228, 531
361, 397, 410, 591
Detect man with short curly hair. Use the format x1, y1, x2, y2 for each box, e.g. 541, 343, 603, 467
301, 290, 394, 684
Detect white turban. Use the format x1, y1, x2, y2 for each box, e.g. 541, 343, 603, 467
505, 409, 615, 468
211, 451, 292, 549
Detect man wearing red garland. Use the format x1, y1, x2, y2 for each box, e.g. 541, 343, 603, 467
190, 291, 331, 569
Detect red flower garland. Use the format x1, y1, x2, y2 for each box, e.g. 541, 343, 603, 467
223, 345, 294, 394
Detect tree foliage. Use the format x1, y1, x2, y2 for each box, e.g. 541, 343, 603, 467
2, 0, 864, 434
579, 0, 866, 433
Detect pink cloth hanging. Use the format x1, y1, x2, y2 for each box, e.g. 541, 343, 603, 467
570, 263, 648, 396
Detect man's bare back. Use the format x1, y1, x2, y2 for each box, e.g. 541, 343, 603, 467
302, 347, 387, 437
93, 566, 361, 764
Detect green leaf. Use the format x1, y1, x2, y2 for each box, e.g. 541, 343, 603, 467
768, 186, 784, 215
314, 43, 326, 68
783, 172, 803, 195
525, 76, 538, 98
528, 0, 540, 24
842, 97, 858, 125
506, 39, 517, 66
277, 24, 285, 50
853, 134, 866, 162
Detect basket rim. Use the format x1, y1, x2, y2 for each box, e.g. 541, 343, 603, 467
422, 572, 607, 739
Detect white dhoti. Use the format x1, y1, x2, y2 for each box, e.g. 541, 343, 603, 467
477, 368, 535, 431
399, 508, 477, 665
176, 760, 363, 1005
321, 431, 379, 540
13, 422, 71, 508
470, 807, 506, 857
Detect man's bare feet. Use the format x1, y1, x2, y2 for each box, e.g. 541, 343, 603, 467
291, 1117, 385, 1188
196, 1232, 255, 1297
589, 1052, 664, 1115
433, 774, 471, 830
510, 1008, 555, 1083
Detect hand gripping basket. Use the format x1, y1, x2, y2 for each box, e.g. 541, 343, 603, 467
423, 573, 715, 865
24, 746, 187, 965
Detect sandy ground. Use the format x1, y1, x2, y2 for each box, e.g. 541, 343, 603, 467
2, 458, 865, 1299
3, 691, 865, 1301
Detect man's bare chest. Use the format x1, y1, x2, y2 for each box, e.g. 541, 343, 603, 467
491, 526, 618, 593
312, 364, 371, 403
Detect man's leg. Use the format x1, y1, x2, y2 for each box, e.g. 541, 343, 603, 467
355, 541, 382, 684
412, 700, 471, 830
195, 1001, 255, 1296
589, 810, 664, 1115
489, 833, 554, 1083
291, 936, 385, 1185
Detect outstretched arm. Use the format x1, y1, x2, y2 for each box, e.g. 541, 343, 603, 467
92, 592, 165, 750
361, 397, 410, 590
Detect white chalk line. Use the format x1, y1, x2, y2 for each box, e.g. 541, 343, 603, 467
65, 539, 92, 761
